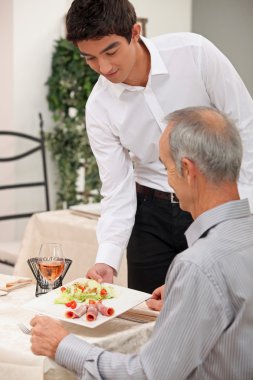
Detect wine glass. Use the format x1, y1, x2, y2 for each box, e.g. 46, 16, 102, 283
37, 243, 65, 291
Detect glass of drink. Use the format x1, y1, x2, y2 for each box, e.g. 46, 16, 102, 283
37, 243, 65, 291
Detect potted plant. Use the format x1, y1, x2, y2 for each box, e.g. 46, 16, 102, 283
46, 38, 100, 208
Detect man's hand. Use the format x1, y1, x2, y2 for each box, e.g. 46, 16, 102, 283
30, 315, 69, 358
86, 263, 114, 283
146, 285, 165, 311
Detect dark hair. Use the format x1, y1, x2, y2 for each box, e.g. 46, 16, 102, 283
66, 0, 137, 43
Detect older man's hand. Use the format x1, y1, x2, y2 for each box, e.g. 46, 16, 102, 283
146, 285, 165, 312
30, 315, 69, 358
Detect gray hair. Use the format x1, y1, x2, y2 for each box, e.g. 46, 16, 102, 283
166, 106, 242, 183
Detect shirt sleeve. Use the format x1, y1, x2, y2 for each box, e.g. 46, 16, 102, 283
55, 334, 147, 380
197, 36, 253, 211
86, 108, 137, 272
56, 260, 229, 379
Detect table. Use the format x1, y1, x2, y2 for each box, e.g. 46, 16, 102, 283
14, 210, 128, 286
0, 281, 155, 380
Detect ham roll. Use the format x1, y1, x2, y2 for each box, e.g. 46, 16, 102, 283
65, 304, 88, 319
96, 302, 115, 316
86, 304, 98, 321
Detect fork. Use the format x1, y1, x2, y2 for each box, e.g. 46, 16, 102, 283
18, 322, 31, 335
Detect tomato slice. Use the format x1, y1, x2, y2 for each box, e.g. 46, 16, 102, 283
100, 288, 107, 297
60, 287, 66, 292
70, 300, 77, 309
89, 299, 96, 304
65, 301, 73, 307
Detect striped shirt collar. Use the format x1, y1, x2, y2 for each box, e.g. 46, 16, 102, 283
101, 36, 168, 99
185, 198, 251, 247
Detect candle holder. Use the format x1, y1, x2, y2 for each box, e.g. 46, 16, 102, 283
27, 257, 72, 297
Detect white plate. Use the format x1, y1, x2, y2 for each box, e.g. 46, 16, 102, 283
23, 278, 151, 328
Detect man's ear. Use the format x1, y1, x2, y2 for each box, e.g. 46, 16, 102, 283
181, 158, 196, 184
132, 23, 141, 41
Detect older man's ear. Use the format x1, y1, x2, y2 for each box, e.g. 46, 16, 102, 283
181, 158, 197, 185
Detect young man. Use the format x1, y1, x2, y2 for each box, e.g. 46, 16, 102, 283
66, 0, 253, 293
30, 107, 253, 379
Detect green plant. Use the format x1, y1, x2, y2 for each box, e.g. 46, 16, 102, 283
46, 38, 100, 208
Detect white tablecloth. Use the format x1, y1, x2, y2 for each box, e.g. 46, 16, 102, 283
14, 210, 127, 286
0, 282, 154, 380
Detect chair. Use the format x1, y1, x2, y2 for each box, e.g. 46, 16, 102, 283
0, 113, 50, 273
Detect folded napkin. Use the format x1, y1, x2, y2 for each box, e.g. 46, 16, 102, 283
118, 301, 160, 323
0, 274, 33, 292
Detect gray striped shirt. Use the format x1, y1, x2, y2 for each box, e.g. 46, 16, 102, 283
56, 199, 253, 379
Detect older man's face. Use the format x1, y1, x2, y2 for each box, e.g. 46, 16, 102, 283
159, 127, 189, 212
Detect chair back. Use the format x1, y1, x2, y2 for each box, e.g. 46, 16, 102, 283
0, 113, 50, 221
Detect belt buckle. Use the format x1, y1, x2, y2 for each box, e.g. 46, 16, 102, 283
170, 193, 179, 203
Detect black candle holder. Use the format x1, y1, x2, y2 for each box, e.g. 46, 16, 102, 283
27, 257, 72, 297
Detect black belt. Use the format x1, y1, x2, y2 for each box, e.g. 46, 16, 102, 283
136, 183, 179, 203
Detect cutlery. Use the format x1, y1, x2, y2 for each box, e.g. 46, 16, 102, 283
18, 322, 31, 335
117, 314, 155, 323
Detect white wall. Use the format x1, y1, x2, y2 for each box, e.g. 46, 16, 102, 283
0, 0, 71, 240
0, 0, 15, 239
0, 0, 13, 131
0, 0, 192, 241
13, 0, 69, 132
132, 0, 192, 36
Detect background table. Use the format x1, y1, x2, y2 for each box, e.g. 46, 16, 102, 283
14, 210, 128, 286
0, 281, 154, 380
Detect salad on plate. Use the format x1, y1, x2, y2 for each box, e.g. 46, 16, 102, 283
54, 279, 118, 321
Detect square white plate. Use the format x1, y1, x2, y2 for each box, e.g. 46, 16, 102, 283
23, 278, 151, 328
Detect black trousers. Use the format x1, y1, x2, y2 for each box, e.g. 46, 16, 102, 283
127, 193, 193, 293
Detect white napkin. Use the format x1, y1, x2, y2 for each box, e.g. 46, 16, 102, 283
0, 274, 33, 292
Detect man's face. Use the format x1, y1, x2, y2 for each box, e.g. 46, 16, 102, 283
159, 128, 190, 212
77, 33, 139, 85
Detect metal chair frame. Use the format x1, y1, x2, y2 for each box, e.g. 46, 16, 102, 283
0, 113, 50, 221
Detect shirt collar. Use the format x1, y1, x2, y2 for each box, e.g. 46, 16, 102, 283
101, 36, 168, 99
185, 199, 251, 247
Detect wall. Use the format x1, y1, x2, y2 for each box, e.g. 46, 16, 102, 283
0, 0, 15, 239
0, 0, 70, 240
192, 0, 253, 96
13, 0, 69, 132
0, 0, 13, 131
132, 0, 192, 36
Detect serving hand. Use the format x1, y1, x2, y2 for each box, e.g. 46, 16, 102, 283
86, 263, 114, 283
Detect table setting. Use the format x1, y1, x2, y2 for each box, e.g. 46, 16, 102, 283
0, 242, 158, 379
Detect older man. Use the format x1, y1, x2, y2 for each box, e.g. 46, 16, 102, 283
30, 107, 253, 379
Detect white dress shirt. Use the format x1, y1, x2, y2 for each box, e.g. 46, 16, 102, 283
86, 33, 253, 272
56, 199, 253, 379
